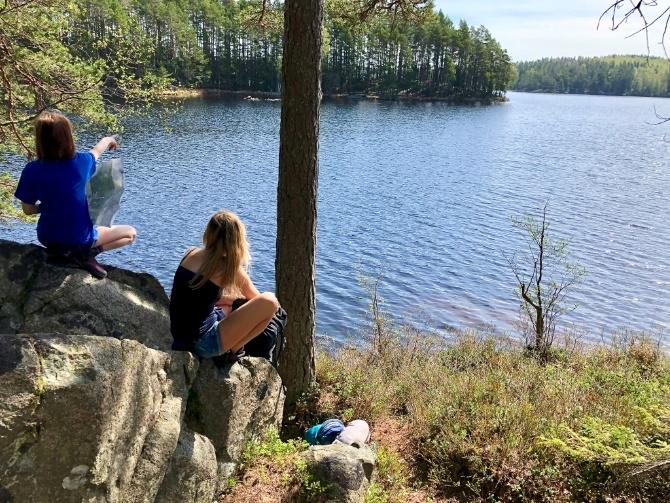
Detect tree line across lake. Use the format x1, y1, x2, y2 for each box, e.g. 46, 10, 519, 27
71, 0, 514, 99
513, 56, 670, 97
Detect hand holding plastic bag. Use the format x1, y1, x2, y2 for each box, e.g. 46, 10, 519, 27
86, 158, 124, 227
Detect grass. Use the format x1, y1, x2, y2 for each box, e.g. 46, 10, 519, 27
224, 315, 668, 502
302, 324, 670, 502
0, 172, 35, 223
220, 280, 669, 503
222, 427, 329, 502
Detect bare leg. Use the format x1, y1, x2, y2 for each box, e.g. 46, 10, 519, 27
229, 315, 274, 352
95, 225, 137, 251
216, 292, 279, 352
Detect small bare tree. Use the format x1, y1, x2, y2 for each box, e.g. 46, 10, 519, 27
360, 275, 390, 357
505, 204, 586, 360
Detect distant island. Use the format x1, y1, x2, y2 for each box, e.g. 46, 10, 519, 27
65, 2, 514, 101
513, 55, 670, 97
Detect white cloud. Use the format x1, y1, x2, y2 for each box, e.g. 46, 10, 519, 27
433, 0, 668, 60
496, 17, 665, 61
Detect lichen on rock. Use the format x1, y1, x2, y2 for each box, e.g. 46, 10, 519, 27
299, 444, 377, 503
0, 333, 197, 503
0, 239, 173, 351
188, 357, 286, 490
0, 239, 286, 503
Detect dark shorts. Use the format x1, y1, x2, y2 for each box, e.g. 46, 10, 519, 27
42, 226, 99, 255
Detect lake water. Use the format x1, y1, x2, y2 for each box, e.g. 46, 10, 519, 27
3, 92, 670, 344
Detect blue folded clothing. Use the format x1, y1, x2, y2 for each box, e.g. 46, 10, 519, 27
304, 418, 345, 445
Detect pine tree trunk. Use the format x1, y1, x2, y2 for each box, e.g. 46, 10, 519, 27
276, 0, 324, 407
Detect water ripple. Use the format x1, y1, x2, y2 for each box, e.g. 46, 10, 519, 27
3, 92, 669, 343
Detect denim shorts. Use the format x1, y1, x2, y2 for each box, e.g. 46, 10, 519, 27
193, 321, 224, 358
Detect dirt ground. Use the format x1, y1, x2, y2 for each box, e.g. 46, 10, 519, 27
221, 416, 454, 503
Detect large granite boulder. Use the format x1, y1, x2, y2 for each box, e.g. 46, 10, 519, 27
0, 239, 287, 503
299, 444, 377, 503
187, 357, 285, 483
155, 427, 218, 503
0, 240, 172, 351
0, 332, 198, 503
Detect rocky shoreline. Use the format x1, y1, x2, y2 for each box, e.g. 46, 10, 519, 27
160, 88, 508, 105
0, 239, 377, 503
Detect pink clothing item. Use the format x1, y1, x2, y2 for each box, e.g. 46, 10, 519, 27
334, 420, 370, 448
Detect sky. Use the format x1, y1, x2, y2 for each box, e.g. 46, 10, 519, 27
433, 0, 668, 61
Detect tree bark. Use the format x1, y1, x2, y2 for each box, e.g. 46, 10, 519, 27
276, 0, 324, 407
535, 305, 543, 350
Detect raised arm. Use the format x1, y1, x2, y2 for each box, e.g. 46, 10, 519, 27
215, 267, 261, 312
238, 267, 261, 300
90, 135, 118, 160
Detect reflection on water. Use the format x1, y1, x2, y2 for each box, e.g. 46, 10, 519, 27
3, 92, 669, 344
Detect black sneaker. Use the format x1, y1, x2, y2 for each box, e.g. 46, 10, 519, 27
46, 249, 73, 266
72, 254, 107, 279
212, 348, 245, 368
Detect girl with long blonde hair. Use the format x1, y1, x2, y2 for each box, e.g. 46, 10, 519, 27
169, 210, 280, 357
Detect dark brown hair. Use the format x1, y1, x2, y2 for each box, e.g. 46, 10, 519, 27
34, 111, 76, 161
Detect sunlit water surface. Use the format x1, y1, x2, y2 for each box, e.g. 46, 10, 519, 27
3, 92, 669, 344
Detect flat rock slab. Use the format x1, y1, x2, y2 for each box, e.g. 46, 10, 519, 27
0, 239, 173, 351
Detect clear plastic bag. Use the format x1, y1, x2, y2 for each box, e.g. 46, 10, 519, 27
86, 158, 124, 227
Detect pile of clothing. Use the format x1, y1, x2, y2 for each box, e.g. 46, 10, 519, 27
304, 419, 370, 448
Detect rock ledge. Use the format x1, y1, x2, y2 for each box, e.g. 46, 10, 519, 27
0, 240, 285, 503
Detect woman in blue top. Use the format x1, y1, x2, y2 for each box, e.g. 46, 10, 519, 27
14, 110, 137, 278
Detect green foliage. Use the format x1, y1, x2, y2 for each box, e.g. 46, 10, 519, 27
221, 475, 237, 492
322, 9, 514, 98
377, 447, 408, 486
236, 427, 331, 500
291, 457, 331, 500
315, 321, 670, 501
1, 1, 106, 156
364, 482, 389, 503
241, 426, 307, 466
0, 172, 35, 223
514, 56, 670, 97
0, 0, 170, 158
105, 0, 514, 98
370, 447, 413, 502
540, 417, 670, 466
116, 0, 514, 98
